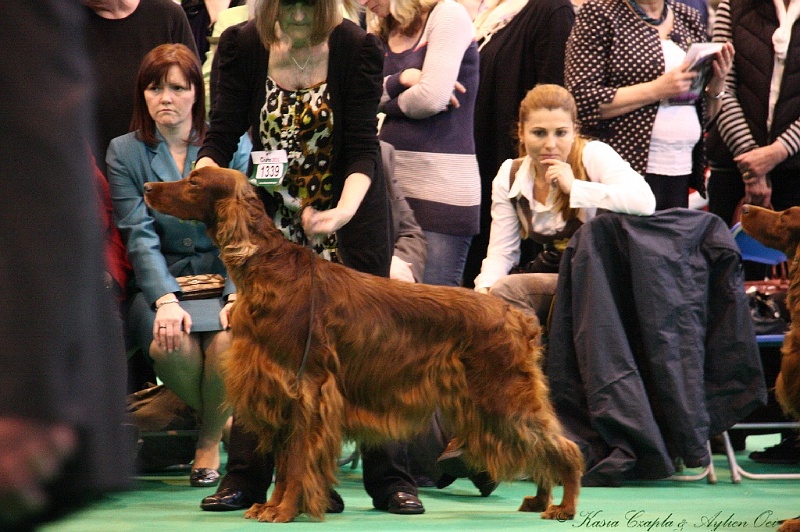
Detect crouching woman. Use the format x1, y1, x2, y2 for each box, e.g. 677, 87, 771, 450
473, 84, 656, 329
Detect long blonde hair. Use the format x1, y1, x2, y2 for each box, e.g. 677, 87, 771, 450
517, 84, 588, 221
366, 0, 440, 41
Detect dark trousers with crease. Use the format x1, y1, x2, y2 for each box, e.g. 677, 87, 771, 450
219, 418, 417, 509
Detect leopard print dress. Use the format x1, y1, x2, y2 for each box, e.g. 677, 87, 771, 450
258, 77, 337, 261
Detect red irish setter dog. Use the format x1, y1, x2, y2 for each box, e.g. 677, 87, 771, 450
144, 167, 583, 523
741, 205, 800, 421
741, 205, 800, 532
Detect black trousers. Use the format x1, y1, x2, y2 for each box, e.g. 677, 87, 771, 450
219, 418, 417, 509
644, 172, 690, 211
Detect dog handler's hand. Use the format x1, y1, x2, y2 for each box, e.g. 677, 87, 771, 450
302, 206, 354, 237
154, 296, 191, 352
744, 176, 772, 207
194, 157, 220, 170
301, 172, 371, 237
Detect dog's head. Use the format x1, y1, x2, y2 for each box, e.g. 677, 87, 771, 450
741, 204, 800, 261
145, 167, 261, 265
144, 166, 250, 227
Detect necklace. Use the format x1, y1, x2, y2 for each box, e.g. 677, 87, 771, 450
626, 0, 669, 25
291, 52, 312, 72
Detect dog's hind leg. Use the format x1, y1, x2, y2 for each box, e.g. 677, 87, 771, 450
519, 485, 552, 513
519, 434, 583, 521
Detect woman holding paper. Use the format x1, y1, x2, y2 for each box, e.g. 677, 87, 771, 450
564, 0, 733, 210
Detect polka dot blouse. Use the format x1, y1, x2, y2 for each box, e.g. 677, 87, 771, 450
564, 0, 707, 175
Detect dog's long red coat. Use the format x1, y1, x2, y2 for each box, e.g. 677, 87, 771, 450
144, 167, 583, 523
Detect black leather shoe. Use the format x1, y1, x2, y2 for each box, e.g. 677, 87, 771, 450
190, 468, 220, 487
469, 471, 498, 497
436, 440, 471, 478
386, 492, 425, 515
327, 489, 345, 514
200, 488, 250, 511
749, 437, 800, 464
201, 487, 344, 513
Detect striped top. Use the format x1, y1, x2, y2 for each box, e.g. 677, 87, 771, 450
712, 0, 800, 158
379, 0, 481, 236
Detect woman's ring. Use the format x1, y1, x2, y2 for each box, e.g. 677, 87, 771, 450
159, 325, 167, 329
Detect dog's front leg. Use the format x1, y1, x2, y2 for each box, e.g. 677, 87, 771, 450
244, 451, 287, 520
250, 370, 343, 522
245, 415, 305, 523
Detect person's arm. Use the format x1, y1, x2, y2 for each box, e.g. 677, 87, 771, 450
304, 26, 385, 237
107, 138, 193, 350
303, 173, 371, 236
381, 2, 475, 119
528, 1, 575, 86
107, 138, 182, 305
564, 2, 621, 129
710, 0, 783, 202
567, 141, 657, 215
170, 0, 201, 57
473, 159, 523, 291
711, 0, 759, 159
198, 22, 258, 168
566, 3, 694, 121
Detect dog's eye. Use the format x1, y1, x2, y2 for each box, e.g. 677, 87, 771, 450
187, 178, 199, 187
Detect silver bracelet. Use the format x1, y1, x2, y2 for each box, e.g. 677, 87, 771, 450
705, 87, 725, 100
155, 299, 180, 310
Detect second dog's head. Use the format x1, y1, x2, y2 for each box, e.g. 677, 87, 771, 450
741, 204, 800, 261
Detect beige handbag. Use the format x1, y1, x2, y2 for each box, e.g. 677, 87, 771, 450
175, 274, 225, 300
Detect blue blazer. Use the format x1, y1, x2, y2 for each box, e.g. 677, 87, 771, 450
108, 131, 250, 304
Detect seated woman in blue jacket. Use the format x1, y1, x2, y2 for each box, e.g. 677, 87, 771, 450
108, 43, 250, 488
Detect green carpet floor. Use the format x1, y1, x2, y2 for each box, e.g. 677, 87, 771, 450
41, 435, 798, 531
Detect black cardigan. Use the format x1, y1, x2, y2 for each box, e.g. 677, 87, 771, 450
200, 19, 392, 277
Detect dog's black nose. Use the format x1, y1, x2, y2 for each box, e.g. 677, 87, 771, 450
143, 182, 154, 194
741, 204, 750, 214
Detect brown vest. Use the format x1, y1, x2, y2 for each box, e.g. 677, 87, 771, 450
508, 158, 582, 252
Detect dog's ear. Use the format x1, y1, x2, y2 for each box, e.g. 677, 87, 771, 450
216, 194, 258, 266
791, 242, 800, 264
785, 207, 800, 233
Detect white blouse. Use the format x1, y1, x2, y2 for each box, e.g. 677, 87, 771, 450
474, 140, 656, 290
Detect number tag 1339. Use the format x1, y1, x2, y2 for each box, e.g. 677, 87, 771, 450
250, 150, 288, 187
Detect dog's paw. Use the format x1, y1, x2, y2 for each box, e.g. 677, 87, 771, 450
250, 505, 297, 523
540, 504, 576, 521
778, 517, 800, 532
244, 502, 267, 520
518, 495, 550, 512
